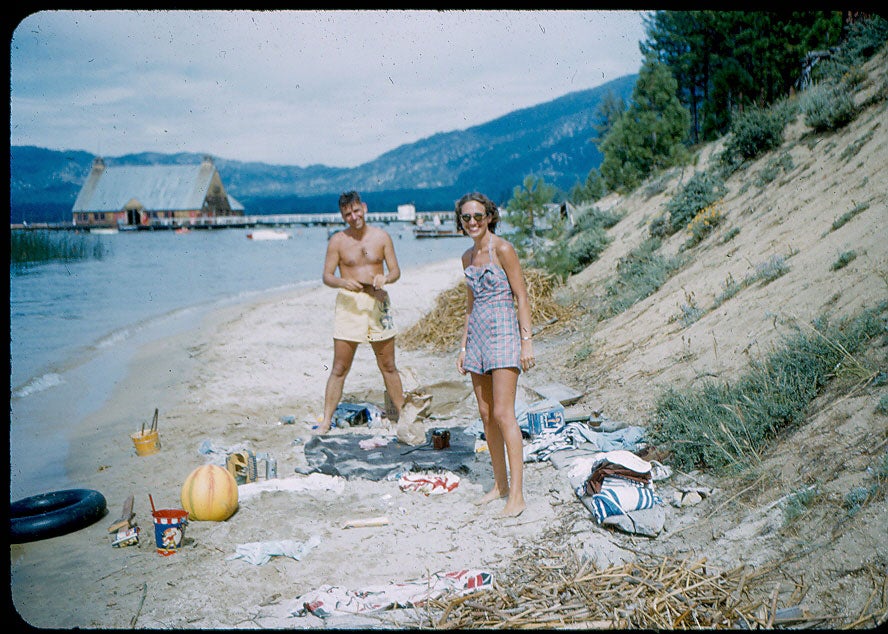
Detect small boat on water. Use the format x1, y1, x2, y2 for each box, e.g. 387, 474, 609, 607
175, 227, 191, 234
247, 229, 292, 241
90, 227, 119, 235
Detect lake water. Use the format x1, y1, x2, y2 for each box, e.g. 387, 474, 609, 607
8, 224, 467, 499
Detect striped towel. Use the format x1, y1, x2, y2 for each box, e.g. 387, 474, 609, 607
590, 476, 661, 523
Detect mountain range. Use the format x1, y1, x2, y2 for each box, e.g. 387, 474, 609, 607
9, 74, 636, 224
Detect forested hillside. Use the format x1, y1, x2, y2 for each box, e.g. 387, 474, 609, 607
9, 76, 636, 223
404, 20, 887, 627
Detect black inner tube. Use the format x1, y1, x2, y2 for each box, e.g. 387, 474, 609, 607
10, 489, 107, 543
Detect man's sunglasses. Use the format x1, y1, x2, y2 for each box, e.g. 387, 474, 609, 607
460, 212, 488, 224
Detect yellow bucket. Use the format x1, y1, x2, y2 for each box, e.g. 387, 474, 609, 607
131, 408, 161, 456
131, 429, 160, 456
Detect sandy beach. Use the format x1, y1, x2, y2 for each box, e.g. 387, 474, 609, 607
10, 257, 576, 629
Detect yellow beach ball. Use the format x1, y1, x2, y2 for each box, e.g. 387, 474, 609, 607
180, 464, 239, 521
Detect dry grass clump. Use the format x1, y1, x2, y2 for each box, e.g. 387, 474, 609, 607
398, 268, 576, 352
409, 513, 886, 630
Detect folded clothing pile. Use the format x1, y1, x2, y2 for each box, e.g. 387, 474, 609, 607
575, 449, 665, 535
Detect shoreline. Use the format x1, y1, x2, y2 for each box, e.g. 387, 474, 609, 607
10, 258, 465, 501
63, 256, 467, 498
13, 255, 575, 630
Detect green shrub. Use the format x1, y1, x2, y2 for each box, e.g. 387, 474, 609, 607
650, 304, 886, 473
572, 343, 595, 365
783, 486, 819, 523
873, 452, 888, 477
713, 273, 743, 308
643, 173, 671, 199
754, 254, 789, 285
720, 227, 741, 244
573, 206, 621, 232
529, 237, 574, 282
10, 230, 107, 266
843, 485, 878, 517
813, 15, 888, 85
877, 394, 888, 416
711, 254, 792, 308
676, 291, 704, 327
831, 250, 858, 271
801, 83, 858, 132
718, 103, 793, 171
839, 127, 875, 162
567, 225, 612, 274
830, 201, 869, 232
754, 151, 795, 187
602, 237, 683, 317
648, 214, 673, 238
665, 171, 728, 234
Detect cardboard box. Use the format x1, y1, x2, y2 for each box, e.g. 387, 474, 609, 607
525, 400, 565, 436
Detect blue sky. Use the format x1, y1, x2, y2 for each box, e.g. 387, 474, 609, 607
10, 10, 648, 168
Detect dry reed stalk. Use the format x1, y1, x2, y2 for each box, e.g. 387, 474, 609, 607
416, 545, 794, 629
412, 508, 876, 629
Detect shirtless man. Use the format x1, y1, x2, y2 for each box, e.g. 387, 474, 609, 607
317, 191, 405, 434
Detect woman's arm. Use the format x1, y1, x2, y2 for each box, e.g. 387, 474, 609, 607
497, 239, 535, 371
457, 251, 475, 375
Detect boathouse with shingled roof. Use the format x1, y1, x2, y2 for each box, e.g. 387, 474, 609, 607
72, 155, 243, 228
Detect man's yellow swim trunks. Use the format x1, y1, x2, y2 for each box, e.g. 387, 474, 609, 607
333, 288, 396, 343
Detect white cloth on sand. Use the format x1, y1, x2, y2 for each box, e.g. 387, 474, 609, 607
238, 473, 345, 501
228, 535, 321, 566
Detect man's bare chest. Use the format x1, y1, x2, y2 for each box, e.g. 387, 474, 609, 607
339, 238, 384, 267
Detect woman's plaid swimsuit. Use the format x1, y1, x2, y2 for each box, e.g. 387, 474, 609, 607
463, 242, 521, 375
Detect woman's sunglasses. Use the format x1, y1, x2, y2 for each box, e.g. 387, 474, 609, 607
460, 212, 488, 224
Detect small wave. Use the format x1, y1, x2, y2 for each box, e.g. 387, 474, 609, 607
12, 372, 64, 398
221, 281, 318, 305
96, 328, 132, 349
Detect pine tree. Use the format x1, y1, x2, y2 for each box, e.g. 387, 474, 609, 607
599, 60, 691, 193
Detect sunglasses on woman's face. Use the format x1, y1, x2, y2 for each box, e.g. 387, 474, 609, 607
460, 212, 487, 224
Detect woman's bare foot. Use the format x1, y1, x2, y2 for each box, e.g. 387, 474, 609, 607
312, 423, 331, 435
499, 500, 526, 518
474, 488, 508, 506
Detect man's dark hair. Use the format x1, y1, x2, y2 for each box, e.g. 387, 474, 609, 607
339, 190, 362, 209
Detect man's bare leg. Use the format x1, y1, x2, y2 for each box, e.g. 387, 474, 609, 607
317, 339, 358, 434
371, 337, 404, 418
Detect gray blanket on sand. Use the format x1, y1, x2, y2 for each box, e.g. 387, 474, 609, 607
299, 427, 480, 481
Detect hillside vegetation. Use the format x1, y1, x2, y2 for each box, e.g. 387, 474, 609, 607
414, 42, 887, 627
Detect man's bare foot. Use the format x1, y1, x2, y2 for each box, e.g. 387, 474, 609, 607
474, 488, 508, 506
499, 501, 526, 518
312, 423, 331, 435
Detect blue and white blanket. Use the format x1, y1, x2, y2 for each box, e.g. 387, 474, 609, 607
587, 475, 662, 524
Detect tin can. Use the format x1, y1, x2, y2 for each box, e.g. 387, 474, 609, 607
266, 458, 277, 479
432, 429, 450, 450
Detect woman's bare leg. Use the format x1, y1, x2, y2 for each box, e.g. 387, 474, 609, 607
471, 372, 509, 505
490, 368, 526, 517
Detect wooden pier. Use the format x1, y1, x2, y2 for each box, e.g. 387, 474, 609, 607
11, 211, 453, 232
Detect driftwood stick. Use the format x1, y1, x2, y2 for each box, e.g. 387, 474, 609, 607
766, 586, 779, 629
96, 566, 127, 582
130, 582, 147, 629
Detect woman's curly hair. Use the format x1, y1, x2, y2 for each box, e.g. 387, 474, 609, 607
454, 192, 500, 235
